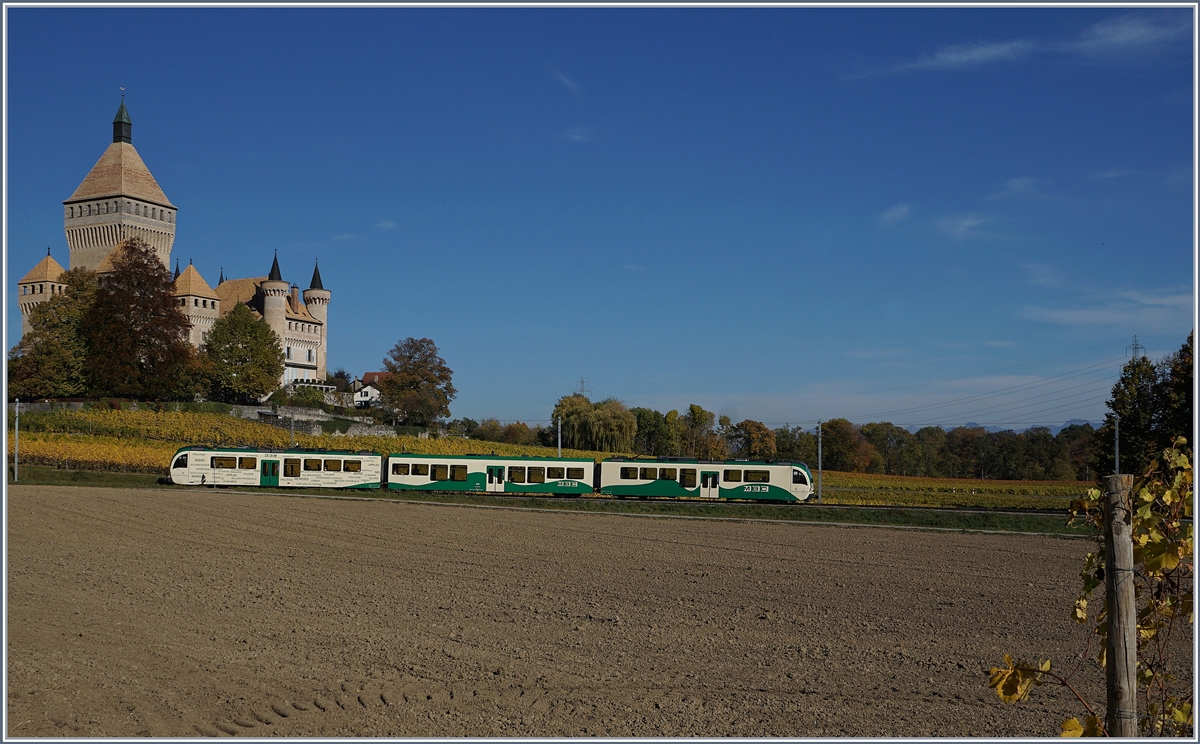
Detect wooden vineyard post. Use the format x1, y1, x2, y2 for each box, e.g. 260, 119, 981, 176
1104, 473, 1137, 737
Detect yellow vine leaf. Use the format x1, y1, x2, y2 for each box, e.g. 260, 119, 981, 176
989, 655, 1045, 703
1072, 597, 1087, 623
1061, 718, 1083, 737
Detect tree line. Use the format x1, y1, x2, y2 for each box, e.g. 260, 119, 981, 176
447, 333, 1191, 482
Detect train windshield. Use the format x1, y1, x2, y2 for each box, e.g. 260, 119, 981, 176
173, 454, 187, 469
793, 469, 809, 486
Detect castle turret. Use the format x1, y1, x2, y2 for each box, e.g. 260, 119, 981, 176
260, 252, 291, 357
302, 259, 331, 381
63, 101, 177, 271
16, 248, 67, 334
173, 262, 220, 347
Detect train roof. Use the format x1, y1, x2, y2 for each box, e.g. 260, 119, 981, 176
384, 453, 595, 462
604, 457, 812, 468
172, 446, 378, 456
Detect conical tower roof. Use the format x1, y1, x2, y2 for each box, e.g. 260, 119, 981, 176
268, 251, 283, 281
65, 141, 175, 207
309, 259, 324, 290
173, 264, 219, 299
18, 253, 67, 284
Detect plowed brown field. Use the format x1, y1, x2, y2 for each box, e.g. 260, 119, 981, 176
8, 485, 1113, 737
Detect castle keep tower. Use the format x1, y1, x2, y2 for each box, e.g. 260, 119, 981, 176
63, 102, 177, 271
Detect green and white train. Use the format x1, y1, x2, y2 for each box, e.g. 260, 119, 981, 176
169, 447, 815, 503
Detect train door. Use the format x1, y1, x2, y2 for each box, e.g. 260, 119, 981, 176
486, 465, 505, 493
700, 470, 720, 499
260, 460, 279, 487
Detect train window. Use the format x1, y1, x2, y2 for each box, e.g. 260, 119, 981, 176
547, 467, 565, 480
173, 454, 188, 469
211, 456, 237, 469
450, 465, 467, 481
793, 470, 808, 485
680, 469, 697, 488
412, 463, 430, 476
392, 463, 409, 476
508, 466, 526, 483
324, 459, 342, 472
619, 467, 638, 480
431, 464, 449, 481
723, 469, 742, 483
658, 468, 677, 480
528, 467, 545, 483
640, 467, 657, 480
284, 459, 301, 477
567, 467, 585, 479
304, 459, 322, 471
238, 457, 257, 470
745, 470, 771, 483
344, 460, 361, 473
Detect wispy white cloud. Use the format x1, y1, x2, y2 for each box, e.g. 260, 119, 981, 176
563, 126, 592, 142
984, 340, 1014, 348
1020, 286, 1193, 328
878, 203, 911, 224
857, 14, 1188, 78
1020, 262, 1058, 287
987, 176, 1051, 201
897, 40, 1034, 72
937, 214, 987, 239
332, 233, 354, 242
1054, 14, 1192, 56
1092, 168, 1138, 180
553, 68, 580, 95
375, 220, 396, 230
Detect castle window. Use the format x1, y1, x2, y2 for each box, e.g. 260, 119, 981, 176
307, 349, 313, 362
286, 347, 292, 359
39, 284, 44, 294
194, 299, 199, 306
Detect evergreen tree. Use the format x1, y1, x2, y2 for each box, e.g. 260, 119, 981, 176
1155, 331, 1193, 444
1090, 355, 1160, 477
8, 268, 98, 399
203, 302, 285, 404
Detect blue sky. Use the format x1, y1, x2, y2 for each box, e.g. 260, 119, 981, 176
4, 6, 1195, 429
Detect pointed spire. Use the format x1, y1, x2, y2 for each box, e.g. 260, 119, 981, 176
268, 250, 283, 281
173, 258, 180, 280
113, 98, 132, 144
47, 246, 51, 256
218, 267, 224, 285
309, 258, 325, 290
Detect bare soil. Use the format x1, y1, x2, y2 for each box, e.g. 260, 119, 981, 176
7, 485, 1121, 737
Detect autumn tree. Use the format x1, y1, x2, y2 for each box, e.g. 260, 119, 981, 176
80, 238, 200, 400
7, 268, 97, 399
203, 302, 284, 404
728, 420, 777, 460
378, 337, 456, 426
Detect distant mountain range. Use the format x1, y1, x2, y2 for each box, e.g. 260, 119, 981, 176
902, 419, 1102, 436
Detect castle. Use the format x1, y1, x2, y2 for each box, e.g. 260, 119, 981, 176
15, 102, 330, 387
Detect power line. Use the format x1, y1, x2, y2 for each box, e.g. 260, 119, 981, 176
846, 357, 1124, 421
